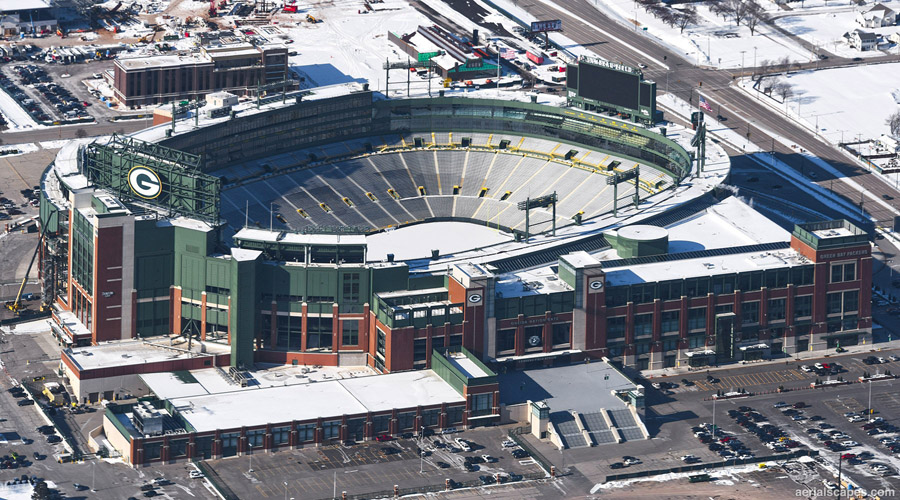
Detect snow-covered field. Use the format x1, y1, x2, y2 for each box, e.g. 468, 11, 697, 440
774, 10, 898, 59
0, 88, 40, 131
578, 0, 815, 68
745, 64, 900, 144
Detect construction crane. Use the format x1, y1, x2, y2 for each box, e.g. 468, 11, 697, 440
5, 224, 48, 314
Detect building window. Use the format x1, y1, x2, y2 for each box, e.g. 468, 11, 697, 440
422, 409, 440, 427
827, 292, 843, 315
247, 429, 265, 448
661, 311, 679, 333
144, 442, 162, 461
413, 338, 427, 365
323, 421, 341, 440
607, 316, 626, 339
688, 335, 705, 349
634, 313, 653, 337
413, 309, 427, 319
688, 308, 706, 331
398, 412, 415, 430
376, 327, 386, 368
273, 426, 291, 445
844, 290, 859, 313
342, 320, 359, 346
635, 342, 650, 355
768, 298, 786, 322
498, 328, 516, 352
662, 336, 678, 351
830, 262, 857, 283
471, 393, 493, 417
794, 295, 812, 319
306, 316, 333, 351
826, 290, 857, 316
551, 323, 570, 346
447, 406, 464, 424
297, 423, 315, 443
342, 273, 360, 303
741, 301, 759, 324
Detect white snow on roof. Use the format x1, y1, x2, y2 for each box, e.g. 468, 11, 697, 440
367, 221, 512, 261
445, 352, 490, 378
64, 340, 227, 371
170, 369, 463, 432
0, 0, 50, 11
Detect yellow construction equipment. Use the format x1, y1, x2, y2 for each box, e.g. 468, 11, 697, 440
5, 223, 47, 314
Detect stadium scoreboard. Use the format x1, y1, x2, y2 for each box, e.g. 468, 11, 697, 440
565, 56, 657, 124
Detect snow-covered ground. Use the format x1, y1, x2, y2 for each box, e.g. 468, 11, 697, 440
740, 64, 900, 145
774, 10, 898, 59
0, 88, 40, 131
573, 0, 815, 68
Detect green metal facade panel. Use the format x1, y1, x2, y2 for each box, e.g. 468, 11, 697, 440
371, 265, 410, 294
230, 256, 258, 368
431, 350, 467, 396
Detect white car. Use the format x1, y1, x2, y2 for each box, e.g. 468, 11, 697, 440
814, 363, 824, 370
501, 439, 516, 448
849, 416, 865, 423
189, 470, 204, 479
482, 454, 494, 463
842, 440, 859, 447
455, 438, 471, 452
823, 480, 838, 490
800, 365, 813, 373
878, 357, 888, 364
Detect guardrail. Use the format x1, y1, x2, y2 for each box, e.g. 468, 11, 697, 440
604, 449, 818, 482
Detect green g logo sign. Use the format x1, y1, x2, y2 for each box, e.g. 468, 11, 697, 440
128, 166, 161, 199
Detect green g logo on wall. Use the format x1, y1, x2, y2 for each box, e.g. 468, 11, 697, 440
128, 166, 162, 199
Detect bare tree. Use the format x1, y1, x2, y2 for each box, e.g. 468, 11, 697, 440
886, 110, 900, 137
676, 5, 700, 33
729, 0, 750, 26
75, 128, 87, 139
660, 9, 680, 28
708, 0, 732, 21
745, 1, 764, 35
773, 81, 794, 103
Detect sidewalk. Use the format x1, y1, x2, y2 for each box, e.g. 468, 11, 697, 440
642, 337, 900, 379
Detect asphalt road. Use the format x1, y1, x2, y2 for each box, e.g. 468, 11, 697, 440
506, 0, 900, 227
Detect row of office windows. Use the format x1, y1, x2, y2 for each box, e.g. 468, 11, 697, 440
605, 266, 817, 308
604, 293, 858, 338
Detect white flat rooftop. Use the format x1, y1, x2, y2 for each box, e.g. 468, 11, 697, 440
142, 364, 377, 400
64, 339, 229, 371
234, 227, 366, 246
603, 248, 810, 286
0, 0, 50, 10
446, 352, 490, 378
814, 227, 854, 238
168, 369, 464, 432
117, 54, 209, 70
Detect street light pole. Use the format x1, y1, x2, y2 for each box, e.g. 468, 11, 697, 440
91, 462, 96, 492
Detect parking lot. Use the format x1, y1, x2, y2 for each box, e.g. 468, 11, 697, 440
205, 425, 545, 499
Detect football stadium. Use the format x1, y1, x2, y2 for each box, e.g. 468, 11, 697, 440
37, 82, 871, 465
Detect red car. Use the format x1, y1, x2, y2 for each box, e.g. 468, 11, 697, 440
720, 437, 733, 443
841, 454, 856, 460
375, 435, 392, 442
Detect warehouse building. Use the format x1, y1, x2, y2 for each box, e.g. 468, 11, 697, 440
0, 0, 56, 37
